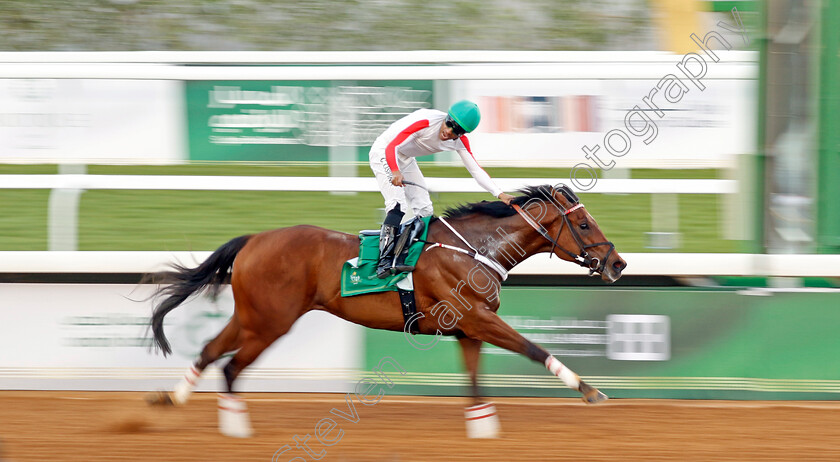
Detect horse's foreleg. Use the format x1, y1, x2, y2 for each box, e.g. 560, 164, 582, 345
457, 335, 501, 438
464, 310, 607, 404
457, 335, 483, 405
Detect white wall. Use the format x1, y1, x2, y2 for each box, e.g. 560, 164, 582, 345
0, 284, 363, 391
0, 79, 185, 164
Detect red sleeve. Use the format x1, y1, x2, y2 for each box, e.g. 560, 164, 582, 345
385, 120, 429, 172
460, 135, 472, 154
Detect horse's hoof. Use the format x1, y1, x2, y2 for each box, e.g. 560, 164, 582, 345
582, 388, 609, 404
579, 381, 609, 404
144, 390, 175, 406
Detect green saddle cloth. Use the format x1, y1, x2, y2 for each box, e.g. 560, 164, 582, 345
341, 216, 432, 297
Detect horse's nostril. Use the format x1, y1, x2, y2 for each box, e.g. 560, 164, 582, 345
613, 260, 626, 272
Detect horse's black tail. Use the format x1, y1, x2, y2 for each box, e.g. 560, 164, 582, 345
145, 235, 252, 356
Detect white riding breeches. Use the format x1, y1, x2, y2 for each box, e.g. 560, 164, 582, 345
369, 149, 434, 217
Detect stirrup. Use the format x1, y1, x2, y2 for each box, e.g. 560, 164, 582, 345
376, 260, 394, 279
392, 245, 416, 274
392, 263, 415, 273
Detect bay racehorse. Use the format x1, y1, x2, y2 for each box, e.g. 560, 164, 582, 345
145, 184, 627, 438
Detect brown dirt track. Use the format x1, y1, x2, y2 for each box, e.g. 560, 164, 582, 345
0, 392, 838, 461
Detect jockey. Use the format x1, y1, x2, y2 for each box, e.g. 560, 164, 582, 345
369, 99, 515, 278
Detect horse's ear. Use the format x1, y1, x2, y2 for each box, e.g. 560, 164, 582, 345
554, 183, 580, 205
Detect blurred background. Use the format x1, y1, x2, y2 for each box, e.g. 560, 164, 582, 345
0, 0, 838, 430
1, 0, 654, 51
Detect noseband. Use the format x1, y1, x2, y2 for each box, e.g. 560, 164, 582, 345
512, 202, 615, 276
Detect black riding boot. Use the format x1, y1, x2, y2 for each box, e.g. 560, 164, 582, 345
376, 205, 404, 279
392, 217, 425, 274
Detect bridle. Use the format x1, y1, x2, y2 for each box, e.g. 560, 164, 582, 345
512, 198, 615, 277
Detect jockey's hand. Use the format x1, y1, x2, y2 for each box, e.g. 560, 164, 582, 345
391, 171, 405, 187
498, 193, 515, 205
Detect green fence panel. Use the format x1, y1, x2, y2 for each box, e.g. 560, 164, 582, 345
817, 0, 840, 251
185, 80, 433, 162
363, 287, 840, 399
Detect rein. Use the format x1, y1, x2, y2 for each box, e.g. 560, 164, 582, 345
511, 202, 615, 276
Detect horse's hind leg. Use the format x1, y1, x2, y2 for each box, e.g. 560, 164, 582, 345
457, 335, 501, 439
217, 332, 273, 438
177, 317, 243, 404
146, 318, 242, 407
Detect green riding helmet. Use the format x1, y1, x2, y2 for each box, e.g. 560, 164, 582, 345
448, 100, 481, 134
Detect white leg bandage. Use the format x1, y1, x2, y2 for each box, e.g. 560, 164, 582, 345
218, 393, 254, 438
545, 356, 580, 390
464, 402, 501, 438
173, 365, 201, 405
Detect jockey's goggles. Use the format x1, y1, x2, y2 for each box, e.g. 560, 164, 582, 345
445, 116, 467, 136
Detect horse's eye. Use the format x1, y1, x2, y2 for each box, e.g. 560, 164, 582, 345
580, 222, 589, 230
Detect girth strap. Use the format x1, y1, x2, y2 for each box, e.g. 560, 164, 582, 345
398, 288, 419, 334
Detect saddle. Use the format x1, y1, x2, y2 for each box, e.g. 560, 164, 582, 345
340, 215, 431, 298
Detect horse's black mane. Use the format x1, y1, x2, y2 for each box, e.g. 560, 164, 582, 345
441, 184, 557, 219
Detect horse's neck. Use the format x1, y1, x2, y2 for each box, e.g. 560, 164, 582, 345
435, 214, 544, 270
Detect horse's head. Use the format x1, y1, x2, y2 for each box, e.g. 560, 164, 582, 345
513, 184, 627, 283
